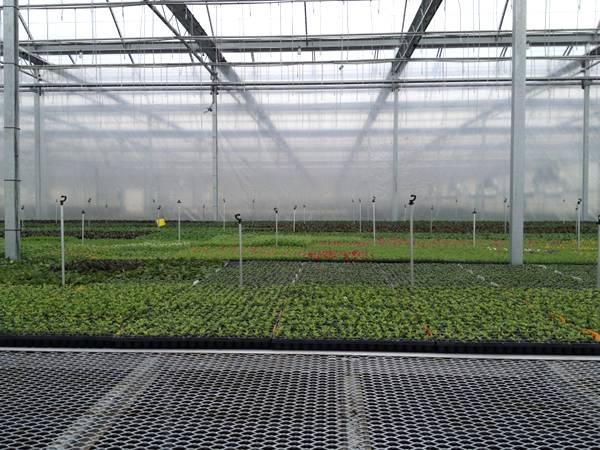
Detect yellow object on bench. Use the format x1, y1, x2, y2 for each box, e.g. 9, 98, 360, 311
156, 218, 166, 228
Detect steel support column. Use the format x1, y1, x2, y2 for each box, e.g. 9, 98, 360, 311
510, 0, 527, 265
34, 73, 43, 220
392, 88, 400, 220
582, 60, 590, 221
212, 72, 219, 221
3, 0, 20, 260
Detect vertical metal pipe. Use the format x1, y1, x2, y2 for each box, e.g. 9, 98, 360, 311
34, 76, 43, 220
81, 210, 85, 243
87, 198, 92, 229
472, 209, 477, 247
455, 198, 458, 221
236, 214, 243, 288
392, 88, 399, 221
596, 214, 600, 288
61, 205, 65, 287
59, 195, 67, 287
576, 200, 582, 250
212, 71, 219, 221
509, 0, 527, 266
3, 0, 20, 260
274, 208, 279, 246
303, 204, 306, 224
358, 199, 362, 232
582, 61, 590, 221
293, 206, 297, 232
429, 206, 434, 233
372, 196, 376, 245
222, 198, 226, 231
503, 198, 508, 234
177, 200, 182, 242
409, 195, 416, 287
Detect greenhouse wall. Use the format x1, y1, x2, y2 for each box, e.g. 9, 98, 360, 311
0, 84, 598, 221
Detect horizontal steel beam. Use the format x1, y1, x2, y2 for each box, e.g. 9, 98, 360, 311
16, 30, 600, 56
8, 79, 598, 93
10, 77, 600, 92
4, 0, 372, 9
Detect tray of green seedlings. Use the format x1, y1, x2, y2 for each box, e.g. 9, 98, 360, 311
409, 288, 587, 343
460, 264, 596, 289
295, 262, 394, 285
290, 262, 496, 288
382, 263, 491, 288
530, 289, 600, 335
274, 284, 426, 340
0, 257, 222, 286
0, 282, 281, 339
208, 260, 303, 286
273, 284, 595, 343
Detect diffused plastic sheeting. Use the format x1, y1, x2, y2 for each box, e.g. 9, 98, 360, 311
0, 351, 598, 449
0, 85, 598, 221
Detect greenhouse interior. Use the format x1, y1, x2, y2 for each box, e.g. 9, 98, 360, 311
1, 0, 600, 448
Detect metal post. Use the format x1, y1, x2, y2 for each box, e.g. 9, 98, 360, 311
293, 205, 297, 232
34, 74, 43, 220
20, 205, 24, 232
509, 0, 527, 265
55, 200, 58, 224
274, 207, 279, 246
177, 200, 182, 242
576, 199, 582, 250
81, 210, 85, 243
59, 195, 67, 287
503, 197, 508, 234
372, 196, 377, 245
87, 198, 92, 229
358, 198, 362, 232
472, 208, 477, 247
352, 199, 355, 223
455, 198, 458, 221
403, 204, 407, 222
3, 0, 20, 260
212, 70, 219, 221
392, 87, 400, 221
582, 61, 590, 221
409, 195, 416, 286
596, 214, 600, 288
251, 199, 255, 225
222, 198, 226, 231
429, 206, 434, 233
303, 204, 306, 224
203, 204, 206, 220
236, 214, 243, 288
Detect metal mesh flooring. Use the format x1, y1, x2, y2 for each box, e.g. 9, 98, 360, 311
0, 351, 599, 449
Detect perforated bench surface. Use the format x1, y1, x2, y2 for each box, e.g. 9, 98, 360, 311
0, 351, 598, 449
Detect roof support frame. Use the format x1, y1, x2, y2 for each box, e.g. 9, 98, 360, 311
16, 29, 600, 56
156, 2, 312, 181
105, 0, 135, 64
339, 0, 443, 176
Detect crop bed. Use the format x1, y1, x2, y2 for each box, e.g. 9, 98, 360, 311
1, 221, 598, 351
1, 261, 598, 347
